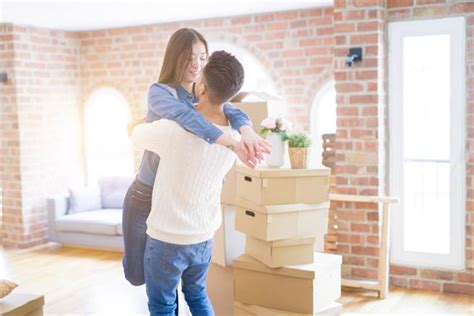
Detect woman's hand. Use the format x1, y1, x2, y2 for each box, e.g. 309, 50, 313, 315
128, 118, 146, 136
240, 126, 272, 163
226, 139, 257, 169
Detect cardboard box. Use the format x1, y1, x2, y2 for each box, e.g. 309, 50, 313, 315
233, 252, 342, 315
246, 235, 315, 268
221, 163, 239, 206
0, 293, 44, 316
235, 198, 329, 241
222, 92, 273, 206
231, 91, 275, 134
235, 165, 330, 206
211, 205, 246, 267
234, 301, 343, 316
314, 232, 326, 252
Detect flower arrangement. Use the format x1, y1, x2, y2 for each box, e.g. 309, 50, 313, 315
260, 117, 293, 142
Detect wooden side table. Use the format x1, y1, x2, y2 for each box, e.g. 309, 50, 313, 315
329, 193, 399, 299
0, 293, 44, 316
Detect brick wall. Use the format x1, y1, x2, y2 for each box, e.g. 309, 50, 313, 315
332, 0, 473, 296
0, 24, 21, 246
1, 3, 472, 295
333, 0, 387, 282
1, 8, 336, 247
79, 8, 335, 132
386, 0, 474, 295
0, 24, 83, 247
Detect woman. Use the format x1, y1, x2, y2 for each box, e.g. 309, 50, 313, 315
132, 49, 247, 316
122, 28, 270, 289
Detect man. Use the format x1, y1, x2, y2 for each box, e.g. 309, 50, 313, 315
131, 50, 247, 316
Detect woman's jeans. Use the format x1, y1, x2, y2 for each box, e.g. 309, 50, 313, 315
122, 178, 153, 286
144, 236, 215, 316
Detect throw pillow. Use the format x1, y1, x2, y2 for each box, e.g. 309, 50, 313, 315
99, 176, 133, 209
0, 280, 18, 298
68, 185, 102, 214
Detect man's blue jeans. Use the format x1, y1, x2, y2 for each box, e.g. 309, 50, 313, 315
144, 236, 215, 316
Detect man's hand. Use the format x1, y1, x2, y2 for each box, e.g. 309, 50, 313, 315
229, 141, 257, 169
240, 125, 272, 163
128, 118, 145, 136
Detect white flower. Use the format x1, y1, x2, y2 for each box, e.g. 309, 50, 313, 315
261, 117, 277, 129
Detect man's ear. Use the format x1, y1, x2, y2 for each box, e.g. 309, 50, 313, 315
197, 82, 207, 97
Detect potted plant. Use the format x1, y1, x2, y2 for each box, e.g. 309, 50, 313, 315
287, 132, 312, 169
260, 117, 292, 168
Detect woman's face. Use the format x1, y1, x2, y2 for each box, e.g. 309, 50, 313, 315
183, 41, 207, 84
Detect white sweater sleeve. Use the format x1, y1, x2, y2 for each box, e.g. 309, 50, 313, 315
131, 120, 171, 155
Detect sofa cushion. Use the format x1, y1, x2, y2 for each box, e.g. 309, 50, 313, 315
68, 185, 102, 214
99, 176, 133, 209
55, 209, 122, 236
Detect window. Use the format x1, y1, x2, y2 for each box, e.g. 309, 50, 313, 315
310, 81, 336, 167
84, 88, 134, 183
389, 18, 465, 269
208, 42, 282, 116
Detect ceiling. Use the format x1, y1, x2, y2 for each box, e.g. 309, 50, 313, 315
1, 1, 333, 31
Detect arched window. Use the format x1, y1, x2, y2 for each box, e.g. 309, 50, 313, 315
310, 81, 336, 167
84, 88, 133, 183
208, 42, 283, 117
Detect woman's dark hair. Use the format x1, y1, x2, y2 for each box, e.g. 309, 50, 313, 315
158, 28, 208, 87
202, 50, 244, 104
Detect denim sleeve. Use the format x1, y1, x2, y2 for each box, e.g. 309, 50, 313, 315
223, 102, 252, 132
148, 84, 223, 144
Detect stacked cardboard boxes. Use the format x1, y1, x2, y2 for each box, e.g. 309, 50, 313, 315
214, 92, 273, 267
232, 165, 343, 315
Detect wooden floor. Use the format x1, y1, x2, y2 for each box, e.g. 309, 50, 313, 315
1, 243, 472, 315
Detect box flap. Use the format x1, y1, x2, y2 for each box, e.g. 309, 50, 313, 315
233, 253, 342, 279
235, 165, 331, 178
231, 91, 282, 102
236, 197, 330, 214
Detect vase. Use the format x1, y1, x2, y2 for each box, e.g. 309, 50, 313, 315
289, 147, 310, 169
266, 132, 285, 168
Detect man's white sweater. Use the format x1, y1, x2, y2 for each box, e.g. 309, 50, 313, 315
131, 119, 237, 245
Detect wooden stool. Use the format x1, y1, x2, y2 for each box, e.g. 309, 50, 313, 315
0, 293, 44, 316
329, 194, 399, 299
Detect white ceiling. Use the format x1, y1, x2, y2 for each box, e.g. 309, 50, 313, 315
1, 1, 333, 31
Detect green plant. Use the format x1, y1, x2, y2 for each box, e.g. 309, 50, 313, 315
287, 133, 312, 148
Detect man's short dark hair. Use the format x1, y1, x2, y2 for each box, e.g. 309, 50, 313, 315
202, 50, 244, 104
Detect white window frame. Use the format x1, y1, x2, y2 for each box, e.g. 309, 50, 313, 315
389, 17, 466, 270
310, 80, 336, 167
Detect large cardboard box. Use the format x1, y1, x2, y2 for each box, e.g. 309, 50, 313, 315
221, 163, 239, 206
234, 301, 343, 316
0, 293, 44, 316
246, 235, 315, 268
211, 205, 245, 267
221, 92, 272, 206
231, 91, 275, 134
235, 165, 330, 206
235, 198, 329, 241
233, 253, 342, 315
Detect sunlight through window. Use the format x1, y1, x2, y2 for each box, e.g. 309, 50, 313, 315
84, 88, 134, 183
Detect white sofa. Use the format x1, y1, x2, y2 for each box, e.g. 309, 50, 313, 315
47, 176, 133, 251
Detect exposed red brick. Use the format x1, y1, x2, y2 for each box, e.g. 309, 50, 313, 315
409, 279, 441, 291
390, 276, 408, 287
391, 265, 418, 276
419, 269, 454, 281
387, 0, 413, 8
443, 283, 474, 295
